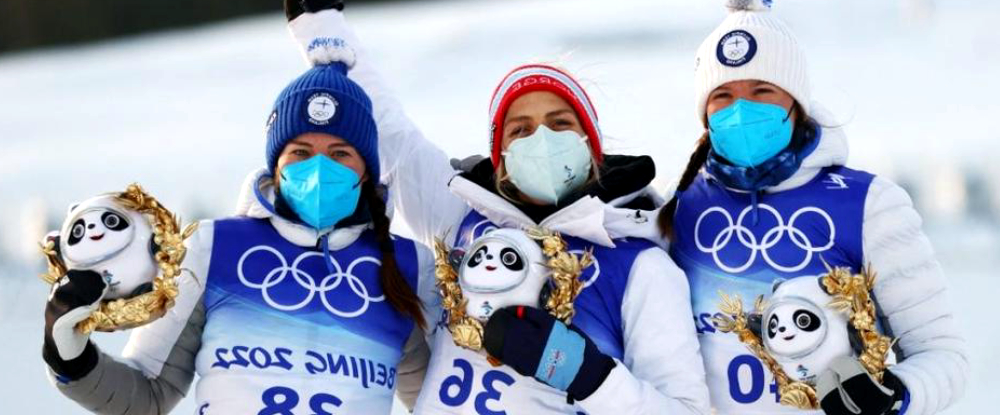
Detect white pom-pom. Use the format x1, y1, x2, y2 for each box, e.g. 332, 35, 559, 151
304, 37, 357, 69
726, 0, 773, 12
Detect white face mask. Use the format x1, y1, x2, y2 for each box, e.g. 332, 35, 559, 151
502, 125, 592, 205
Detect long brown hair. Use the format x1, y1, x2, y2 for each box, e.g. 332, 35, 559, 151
657, 134, 712, 240
362, 181, 426, 330
658, 102, 812, 240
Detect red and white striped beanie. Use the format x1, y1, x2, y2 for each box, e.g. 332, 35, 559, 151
488, 64, 603, 168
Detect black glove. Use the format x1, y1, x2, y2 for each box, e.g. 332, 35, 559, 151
450, 155, 487, 173
42, 270, 108, 382
284, 0, 345, 21
484, 306, 616, 402
817, 356, 908, 415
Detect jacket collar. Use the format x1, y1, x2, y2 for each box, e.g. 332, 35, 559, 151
447, 154, 663, 247
234, 168, 370, 250
702, 102, 850, 193
448, 175, 662, 248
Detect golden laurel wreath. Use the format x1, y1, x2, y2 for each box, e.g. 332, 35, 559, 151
712, 264, 894, 409
434, 227, 594, 352
39, 184, 198, 334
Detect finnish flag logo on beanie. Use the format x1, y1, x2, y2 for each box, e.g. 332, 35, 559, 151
717, 30, 757, 67
307, 92, 338, 125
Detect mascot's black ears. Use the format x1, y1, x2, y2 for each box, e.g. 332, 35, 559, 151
770, 278, 787, 293
538, 282, 553, 308
448, 248, 466, 270
818, 276, 834, 296
149, 238, 161, 257
748, 313, 764, 338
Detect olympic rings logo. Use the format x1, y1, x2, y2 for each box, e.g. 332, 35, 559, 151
237, 245, 384, 318
569, 249, 601, 288
694, 204, 835, 273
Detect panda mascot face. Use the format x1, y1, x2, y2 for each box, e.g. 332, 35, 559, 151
765, 298, 826, 358
64, 208, 134, 264
458, 229, 548, 322
57, 195, 158, 300
762, 276, 853, 383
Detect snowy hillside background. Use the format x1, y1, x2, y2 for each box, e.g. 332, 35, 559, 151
0, 0, 996, 413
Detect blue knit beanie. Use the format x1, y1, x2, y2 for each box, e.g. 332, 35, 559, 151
265, 56, 378, 180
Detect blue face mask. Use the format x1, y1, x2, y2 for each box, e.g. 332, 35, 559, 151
279, 155, 362, 230
502, 125, 592, 205
708, 99, 794, 168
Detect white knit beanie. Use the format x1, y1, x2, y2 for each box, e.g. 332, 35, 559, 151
695, 0, 810, 119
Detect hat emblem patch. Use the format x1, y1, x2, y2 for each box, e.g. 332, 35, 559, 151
717, 30, 757, 67
307, 93, 338, 125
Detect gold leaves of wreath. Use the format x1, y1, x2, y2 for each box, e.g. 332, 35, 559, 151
433, 227, 594, 352
821, 266, 894, 382
40, 184, 198, 333
712, 264, 892, 410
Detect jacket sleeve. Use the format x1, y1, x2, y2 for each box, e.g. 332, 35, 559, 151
46, 220, 214, 414
393, 241, 440, 411
395, 327, 431, 412
576, 248, 711, 415
288, 10, 470, 246
863, 176, 969, 415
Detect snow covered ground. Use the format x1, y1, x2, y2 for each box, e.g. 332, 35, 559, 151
0, 0, 997, 413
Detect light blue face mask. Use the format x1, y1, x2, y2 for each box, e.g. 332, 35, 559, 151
279, 155, 362, 230
708, 99, 794, 168
502, 125, 592, 205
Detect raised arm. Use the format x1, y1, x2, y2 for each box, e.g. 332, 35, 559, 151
393, 240, 444, 409
286, 3, 469, 245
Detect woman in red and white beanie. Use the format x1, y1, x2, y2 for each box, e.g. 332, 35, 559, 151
483, 63, 611, 205
487, 64, 604, 166
284, 1, 709, 414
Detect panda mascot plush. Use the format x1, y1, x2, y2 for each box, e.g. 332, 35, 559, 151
758, 276, 853, 384
457, 228, 549, 322
49, 194, 158, 300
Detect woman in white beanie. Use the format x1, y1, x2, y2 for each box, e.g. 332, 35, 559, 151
280, 1, 711, 414
658, 1, 968, 415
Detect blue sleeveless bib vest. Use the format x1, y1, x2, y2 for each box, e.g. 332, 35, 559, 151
670, 166, 874, 414
454, 210, 656, 360
193, 217, 419, 414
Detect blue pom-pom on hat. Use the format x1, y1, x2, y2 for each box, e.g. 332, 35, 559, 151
265, 38, 378, 180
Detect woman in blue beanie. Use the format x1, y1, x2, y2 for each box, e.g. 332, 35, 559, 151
41, 55, 438, 413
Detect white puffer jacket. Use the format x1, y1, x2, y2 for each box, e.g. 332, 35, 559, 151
701, 106, 970, 415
